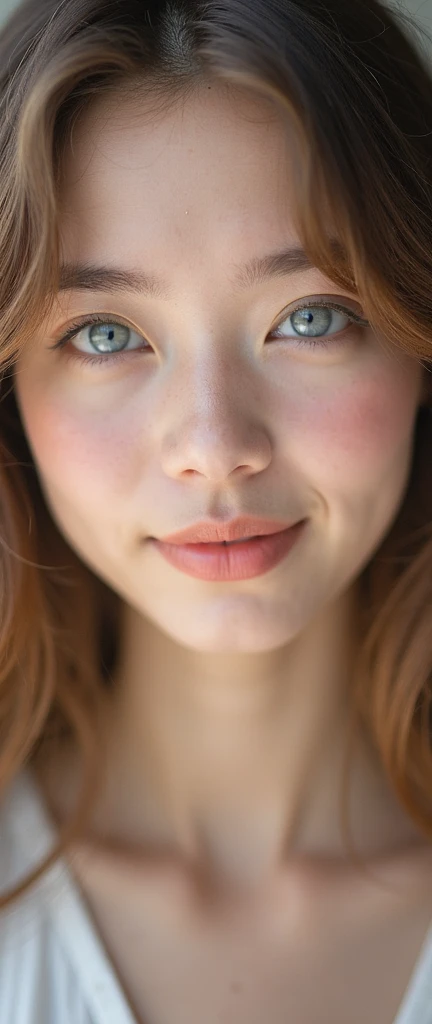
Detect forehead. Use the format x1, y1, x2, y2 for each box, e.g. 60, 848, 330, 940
58, 83, 301, 252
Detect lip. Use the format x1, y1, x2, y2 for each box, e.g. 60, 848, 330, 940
149, 520, 307, 582
155, 516, 302, 545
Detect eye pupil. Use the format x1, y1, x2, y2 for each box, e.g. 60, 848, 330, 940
89, 322, 130, 353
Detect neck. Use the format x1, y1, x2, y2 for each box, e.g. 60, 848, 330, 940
32, 583, 422, 892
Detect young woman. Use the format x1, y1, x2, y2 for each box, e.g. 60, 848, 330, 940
0, 0, 431, 1020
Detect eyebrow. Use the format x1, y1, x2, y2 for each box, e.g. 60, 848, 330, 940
58, 240, 347, 297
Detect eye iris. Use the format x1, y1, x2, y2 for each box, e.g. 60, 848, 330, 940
291, 307, 332, 337
89, 323, 130, 353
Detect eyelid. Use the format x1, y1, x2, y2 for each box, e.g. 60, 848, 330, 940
272, 294, 369, 331
47, 311, 144, 348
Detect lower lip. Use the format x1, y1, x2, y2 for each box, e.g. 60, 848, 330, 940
150, 521, 307, 581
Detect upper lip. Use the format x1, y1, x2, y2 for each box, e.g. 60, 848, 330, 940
155, 516, 302, 545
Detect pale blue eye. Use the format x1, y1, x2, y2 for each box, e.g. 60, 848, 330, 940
71, 321, 144, 355
276, 305, 349, 338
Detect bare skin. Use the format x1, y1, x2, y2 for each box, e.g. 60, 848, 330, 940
15, 80, 432, 1021
60, 844, 432, 1024
34, 733, 432, 1024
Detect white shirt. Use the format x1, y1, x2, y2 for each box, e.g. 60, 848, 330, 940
0, 766, 431, 1024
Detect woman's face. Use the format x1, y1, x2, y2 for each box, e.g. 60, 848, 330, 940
13, 84, 425, 653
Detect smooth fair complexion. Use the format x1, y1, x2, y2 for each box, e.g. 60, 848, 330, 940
13, 82, 432, 1023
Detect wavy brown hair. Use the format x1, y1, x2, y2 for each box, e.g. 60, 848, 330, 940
0, 0, 431, 910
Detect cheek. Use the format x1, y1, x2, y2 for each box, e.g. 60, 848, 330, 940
16, 388, 141, 504
286, 369, 420, 489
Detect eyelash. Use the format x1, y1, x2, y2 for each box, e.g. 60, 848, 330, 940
50, 302, 370, 369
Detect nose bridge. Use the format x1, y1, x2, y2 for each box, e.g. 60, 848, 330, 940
169, 303, 246, 414
158, 323, 272, 482
184, 338, 240, 414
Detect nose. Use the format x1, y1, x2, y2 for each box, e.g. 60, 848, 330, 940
159, 358, 272, 484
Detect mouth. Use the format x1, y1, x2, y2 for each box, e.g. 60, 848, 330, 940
148, 520, 307, 582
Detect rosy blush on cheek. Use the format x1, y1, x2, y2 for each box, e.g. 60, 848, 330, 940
275, 363, 421, 510
310, 373, 419, 464
16, 390, 133, 499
